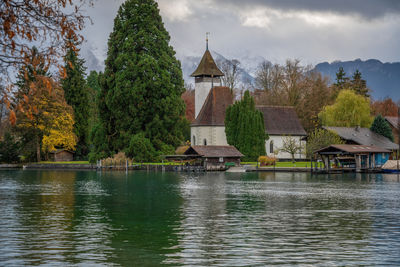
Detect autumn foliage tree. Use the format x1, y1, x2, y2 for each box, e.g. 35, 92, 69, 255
254, 60, 335, 132
0, 0, 90, 76
9, 49, 77, 162
371, 98, 399, 117
181, 87, 195, 122
13, 76, 77, 162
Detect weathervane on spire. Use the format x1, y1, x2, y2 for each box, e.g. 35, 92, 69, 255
206, 32, 210, 50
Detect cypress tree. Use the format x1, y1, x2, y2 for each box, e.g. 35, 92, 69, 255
61, 36, 89, 158
225, 91, 268, 161
95, 0, 186, 159
370, 114, 394, 141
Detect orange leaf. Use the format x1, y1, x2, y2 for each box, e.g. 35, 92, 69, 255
9, 110, 16, 125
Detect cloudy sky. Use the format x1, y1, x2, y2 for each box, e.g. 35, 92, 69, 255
80, 0, 400, 71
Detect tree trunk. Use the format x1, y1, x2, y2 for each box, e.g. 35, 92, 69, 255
36, 134, 41, 162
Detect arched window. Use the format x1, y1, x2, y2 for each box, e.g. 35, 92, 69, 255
203, 139, 207, 146
270, 140, 274, 153
193, 135, 196, 145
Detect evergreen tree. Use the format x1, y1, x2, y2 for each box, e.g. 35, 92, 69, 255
0, 132, 20, 163
370, 114, 394, 141
334, 67, 349, 90
93, 0, 186, 160
61, 35, 89, 159
86, 71, 101, 140
225, 91, 268, 161
351, 69, 369, 97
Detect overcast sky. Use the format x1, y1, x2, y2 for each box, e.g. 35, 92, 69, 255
80, 0, 400, 71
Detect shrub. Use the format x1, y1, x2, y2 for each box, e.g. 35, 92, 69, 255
125, 133, 157, 162
258, 155, 277, 166
102, 152, 132, 166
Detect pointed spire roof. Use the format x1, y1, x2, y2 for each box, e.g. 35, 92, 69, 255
191, 50, 224, 77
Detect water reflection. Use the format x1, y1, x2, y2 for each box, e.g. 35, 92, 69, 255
1, 170, 400, 266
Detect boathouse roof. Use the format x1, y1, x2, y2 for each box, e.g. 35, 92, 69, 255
315, 144, 391, 155
184, 145, 243, 158
324, 126, 398, 150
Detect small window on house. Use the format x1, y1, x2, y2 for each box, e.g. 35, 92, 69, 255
270, 140, 274, 153
204, 139, 207, 146
193, 135, 196, 145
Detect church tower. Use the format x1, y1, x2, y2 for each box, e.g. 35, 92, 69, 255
191, 36, 224, 118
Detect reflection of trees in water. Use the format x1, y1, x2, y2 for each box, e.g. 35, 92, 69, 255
100, 171, 183, 266
167, 172, 229, 266
4, 171, 117, 265
10, 171, 78, 264
168, 171, 376, 265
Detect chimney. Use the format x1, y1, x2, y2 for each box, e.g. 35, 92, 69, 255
355, 125, 360, 132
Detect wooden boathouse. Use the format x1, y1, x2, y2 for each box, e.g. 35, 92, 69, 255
314, 144, 391, 172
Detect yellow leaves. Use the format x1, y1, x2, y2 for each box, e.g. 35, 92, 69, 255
42, 112, 77, 152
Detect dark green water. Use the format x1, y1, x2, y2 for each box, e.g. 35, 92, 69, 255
1, 170, 400, 266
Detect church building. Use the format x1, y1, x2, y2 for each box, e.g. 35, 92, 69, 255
190, 43, 233, 146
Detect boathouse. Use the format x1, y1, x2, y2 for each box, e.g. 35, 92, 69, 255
184, 145, 243, 171
323, 126, 398, 150
314, 144, 391, 172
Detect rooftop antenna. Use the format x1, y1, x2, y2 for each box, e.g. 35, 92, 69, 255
206, 32, 210, 50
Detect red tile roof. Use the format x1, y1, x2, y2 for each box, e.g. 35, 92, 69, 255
256, 106, 307, 136
184, 146, 243, 158
191, 50, 224, 77
192, 86, 233, 126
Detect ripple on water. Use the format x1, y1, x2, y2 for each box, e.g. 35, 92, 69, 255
1, 171, 400, 266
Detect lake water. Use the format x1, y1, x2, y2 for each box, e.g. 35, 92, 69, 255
1, 170, 400, 266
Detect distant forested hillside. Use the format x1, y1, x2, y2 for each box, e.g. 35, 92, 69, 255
315, 59, 400, 100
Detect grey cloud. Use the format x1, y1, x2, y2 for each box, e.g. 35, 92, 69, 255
210, 0, 400, 19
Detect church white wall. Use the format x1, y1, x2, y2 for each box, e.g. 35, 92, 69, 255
195, 79, 221, 119
191, 126, 228, 146
265, 135, 306, 159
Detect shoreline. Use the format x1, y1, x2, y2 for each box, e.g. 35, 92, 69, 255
0, 163, 393, 174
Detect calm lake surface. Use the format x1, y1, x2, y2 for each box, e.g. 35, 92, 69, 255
1, 170, 400, 266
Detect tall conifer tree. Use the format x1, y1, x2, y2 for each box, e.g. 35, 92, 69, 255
370, 114, 394, 141
225, 91, 268, 161
94, 0, 186, 158
61, 35, 89, 158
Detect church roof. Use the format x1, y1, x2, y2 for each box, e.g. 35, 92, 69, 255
192, 86, 233, 126
256, 106, 307, 136
191, 50, 224, 77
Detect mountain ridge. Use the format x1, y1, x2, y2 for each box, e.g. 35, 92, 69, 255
179, 52, 400, 100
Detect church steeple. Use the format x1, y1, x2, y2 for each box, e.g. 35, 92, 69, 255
206, 32, 209, 51
192, 34, 224, 119
191, 34, 224, 78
